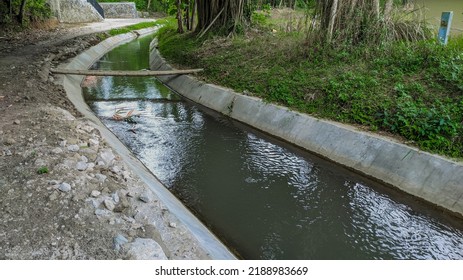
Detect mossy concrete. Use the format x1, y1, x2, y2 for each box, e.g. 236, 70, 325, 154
150, 40, 463, 217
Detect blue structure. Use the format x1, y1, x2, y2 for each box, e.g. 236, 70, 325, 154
438, 11, 453, 45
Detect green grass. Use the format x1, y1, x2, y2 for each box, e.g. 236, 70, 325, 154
108, 19, 168, 36
37, 166, 49, 174
157, 24, 463, 159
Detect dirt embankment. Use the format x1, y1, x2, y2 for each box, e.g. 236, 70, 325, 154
0, 26, 209, 259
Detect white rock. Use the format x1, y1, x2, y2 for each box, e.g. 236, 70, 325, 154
122, 171, 131, 180
13, 119, 20, 125
99, 149, 115, 165
58, 182, 72, 192
67, 144, 79, 152
139, 193, 152, 203
95, 209, 112, 218
168, 222, 177, 228
87, 163, 95, 170
80, 156, 88, 163
79, 124, 95, 133
125, 238, 167, 260
51, 147, 63, 154
109, 218, 123, 225
113, 234, 128, 251
110, 165, 121, 174
89, 138, 99, 147
90, 190, 101, 198
95, 174, 107, 182
112, 192, 120, 203
122, 215, 136, 223
76, 161, 88, 171
104, 199, 115, 211
59, 140, 67, 147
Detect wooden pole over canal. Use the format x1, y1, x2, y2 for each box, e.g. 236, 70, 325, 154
50, 68, 204, 76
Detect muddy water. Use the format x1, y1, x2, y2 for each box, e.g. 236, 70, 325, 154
419, 0, 463, 33
83, 36, 463, 259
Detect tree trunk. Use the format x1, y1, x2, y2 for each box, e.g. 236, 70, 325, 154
176, 0, 184, 33
5, 0, 12, 18
17, 0, 27, 25
195, 0, 247, 35
3, 0, 10, 12
185, 0, 190, 31
147, 0, 151, 11
190, 0, 196, 31
349, 0, 358, 17
384, 0, 393, 20
372, 0, 380, 19
327, 0, 339, 43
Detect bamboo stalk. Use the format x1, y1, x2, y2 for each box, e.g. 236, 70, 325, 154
327, 0, 339, 43
373, 0, 380, 19
384, 0, 394, 21
50, 68, 204, 76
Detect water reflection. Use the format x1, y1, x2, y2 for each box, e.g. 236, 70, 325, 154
346, 182, 463, 259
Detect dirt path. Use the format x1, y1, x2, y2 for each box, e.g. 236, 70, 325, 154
0, 20, 210, 259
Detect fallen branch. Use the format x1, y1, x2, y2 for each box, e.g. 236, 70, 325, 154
50, 68, 204, 76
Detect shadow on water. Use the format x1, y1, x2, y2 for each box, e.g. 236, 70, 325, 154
83, 35, 463, 260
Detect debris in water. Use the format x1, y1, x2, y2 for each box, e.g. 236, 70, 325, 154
81, 75, 99, 87
112, 107, 142, 124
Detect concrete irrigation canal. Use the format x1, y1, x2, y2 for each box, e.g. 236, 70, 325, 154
64, 31, 463, 259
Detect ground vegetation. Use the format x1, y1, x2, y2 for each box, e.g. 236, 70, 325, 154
156, 1, 463, 159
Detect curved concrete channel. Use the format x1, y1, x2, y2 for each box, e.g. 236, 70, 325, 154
60, 27, 236, 259
149, 41, 463, 217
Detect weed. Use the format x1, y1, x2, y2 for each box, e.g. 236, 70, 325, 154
37, 166, 48, 174
108, 20, 164, 36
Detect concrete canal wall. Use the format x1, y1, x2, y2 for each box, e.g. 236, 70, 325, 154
149, 40, 463, 217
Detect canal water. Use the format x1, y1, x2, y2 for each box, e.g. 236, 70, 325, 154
83, 36, 463, 259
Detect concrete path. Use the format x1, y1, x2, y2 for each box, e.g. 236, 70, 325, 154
37, 18, 157, 47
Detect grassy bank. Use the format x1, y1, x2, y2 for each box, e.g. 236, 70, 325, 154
107, 20, 169, 36
156, 17, 463, 159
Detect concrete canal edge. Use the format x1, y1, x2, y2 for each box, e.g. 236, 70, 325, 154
149, 39, 463, 217
59, 27, 236, 260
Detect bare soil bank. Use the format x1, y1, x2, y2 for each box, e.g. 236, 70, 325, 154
0, 25, 209, 259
